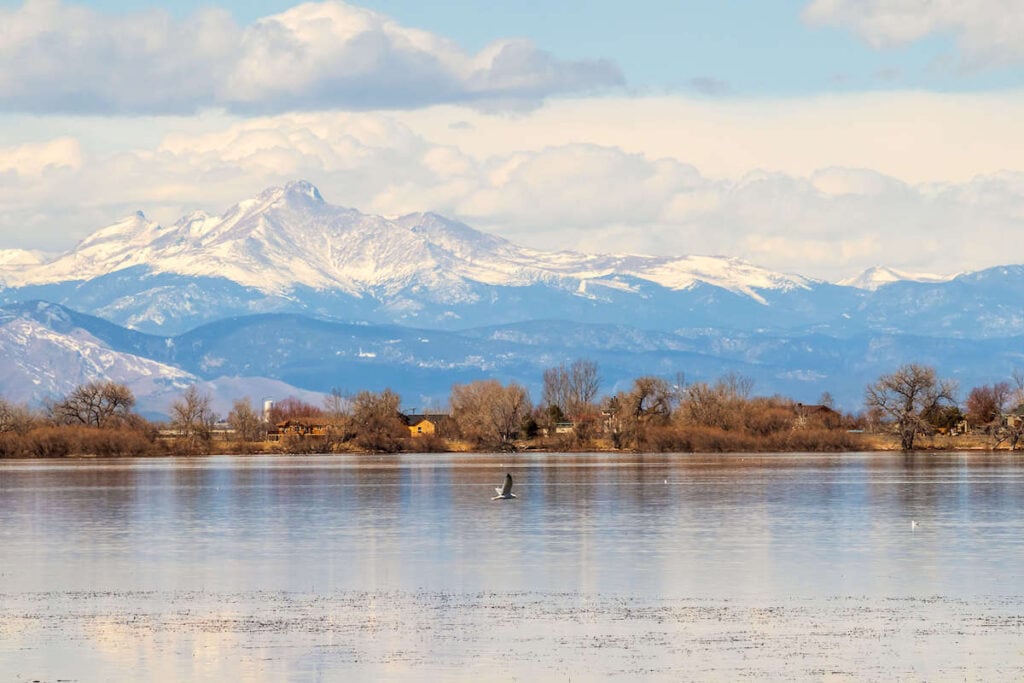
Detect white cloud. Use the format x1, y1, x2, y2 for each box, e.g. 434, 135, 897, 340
396, 93, 1024, 185
5, 109, 1024, 283
0, 137, 81, 175
803, 0, 1024, 67
809, 168, 907, 197
5, 78, 1024, 282
454, 145, 707, 231
0, 0, 623, 115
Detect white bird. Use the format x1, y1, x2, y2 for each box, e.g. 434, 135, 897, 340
492, 473, 517, 500
911, 520, 918, 530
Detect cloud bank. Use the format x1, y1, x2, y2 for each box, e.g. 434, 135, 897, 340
3, 1, 1024, 282
0, 0, 623, 115
803, 0, 1024, 67
4, 111, 1024, 281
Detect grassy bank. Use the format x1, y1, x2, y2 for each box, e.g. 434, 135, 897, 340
5, 424, 1022, 458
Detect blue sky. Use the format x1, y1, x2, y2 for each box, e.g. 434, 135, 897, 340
1, 0, 1024, 280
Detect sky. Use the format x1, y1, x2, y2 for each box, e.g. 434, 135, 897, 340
2, 0, 1024, 281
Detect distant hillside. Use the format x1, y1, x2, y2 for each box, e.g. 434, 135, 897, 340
2, 182, 1024, 416
3, 301, 1023, 416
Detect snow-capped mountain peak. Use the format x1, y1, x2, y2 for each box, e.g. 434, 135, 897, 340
838, 265, 957, 290
1, 181, 816, 315
254, 179, 325, 207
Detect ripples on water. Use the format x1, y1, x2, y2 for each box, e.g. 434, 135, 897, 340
2, 452, 1023, 679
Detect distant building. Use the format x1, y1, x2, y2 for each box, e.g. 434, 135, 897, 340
404, 414, 452, 438
794, 403, 842, 429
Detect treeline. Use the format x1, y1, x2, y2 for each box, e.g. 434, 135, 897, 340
595, 370, 861, 453
236, 365, 863, 454
0, 381, 160, 458
0, 360, 868, 457
4, 360, 1016, 458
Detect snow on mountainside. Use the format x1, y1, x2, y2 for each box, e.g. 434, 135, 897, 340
393, 211, 808, 302
3, 181, 812, 304
838, 265, 957, 291
0, 301, 196, 405
10, 183, 472, 299
0, 302, 324, 417
0, 249, 44, 287
0, 249, 43, 267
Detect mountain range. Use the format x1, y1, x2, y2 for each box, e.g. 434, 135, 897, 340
1, 180, 1022, 416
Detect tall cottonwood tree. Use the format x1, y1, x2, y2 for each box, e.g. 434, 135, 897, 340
267, 396, 323, 423
51, 381, 136, 428
965, 382, 1011, 428
0, 399, 38, 434
170, 385, 217, 454
541, 359, 601, 420
607, 376, 674, 450
865, 364, 957, 450
451, 380, 532, 450
351, 388, 407, 452
678, 372, 755, 431
227, 397, 264, 442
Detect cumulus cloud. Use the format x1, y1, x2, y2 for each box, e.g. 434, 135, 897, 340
0, 138, 81, 175
803, 0, 1024, 67
0, 0, 623, 115
5, 112, 1024, 282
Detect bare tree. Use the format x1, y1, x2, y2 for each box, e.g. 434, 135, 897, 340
568, 360, 601, 415
451, 380, 532, 450
267, 396, 323, 423
982, 371, 1024, 450
170, 385, 217, 454
965, 382, 1011, 428
0, 399, 38, 435
351, 388, 406, 452
678, 372, 755, 431
323, 388, 352, 420
865, 364, 957, 450
227, 397, 263, 442
542, 359, 601, 421
51, 381, 136, 428
541, 365, 571, 422
607, 376, 674, 450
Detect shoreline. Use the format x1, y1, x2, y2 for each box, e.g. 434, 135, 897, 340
5, 436, 1023, 459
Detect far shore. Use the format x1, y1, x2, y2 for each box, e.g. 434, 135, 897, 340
7, 431, 1019, 459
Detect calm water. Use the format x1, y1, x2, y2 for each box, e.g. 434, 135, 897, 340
2, 452, 1024, 680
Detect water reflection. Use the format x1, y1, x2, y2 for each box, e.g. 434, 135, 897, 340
2, 452, 1024, 679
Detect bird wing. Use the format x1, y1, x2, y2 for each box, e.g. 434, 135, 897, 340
501, 473, 513, 496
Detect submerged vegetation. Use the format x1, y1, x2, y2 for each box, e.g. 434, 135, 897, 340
1, 361, 1021, 458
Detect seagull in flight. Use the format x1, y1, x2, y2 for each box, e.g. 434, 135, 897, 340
492, 473, 517, 500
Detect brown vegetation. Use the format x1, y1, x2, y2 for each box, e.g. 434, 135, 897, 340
13, 358, 1024, 458
0, 424, 160, 458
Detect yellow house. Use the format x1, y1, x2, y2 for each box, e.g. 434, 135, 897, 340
405, 414, 450, 438
407, 417, 437, 438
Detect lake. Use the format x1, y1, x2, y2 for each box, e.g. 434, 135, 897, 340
2, 452, 1024, 680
